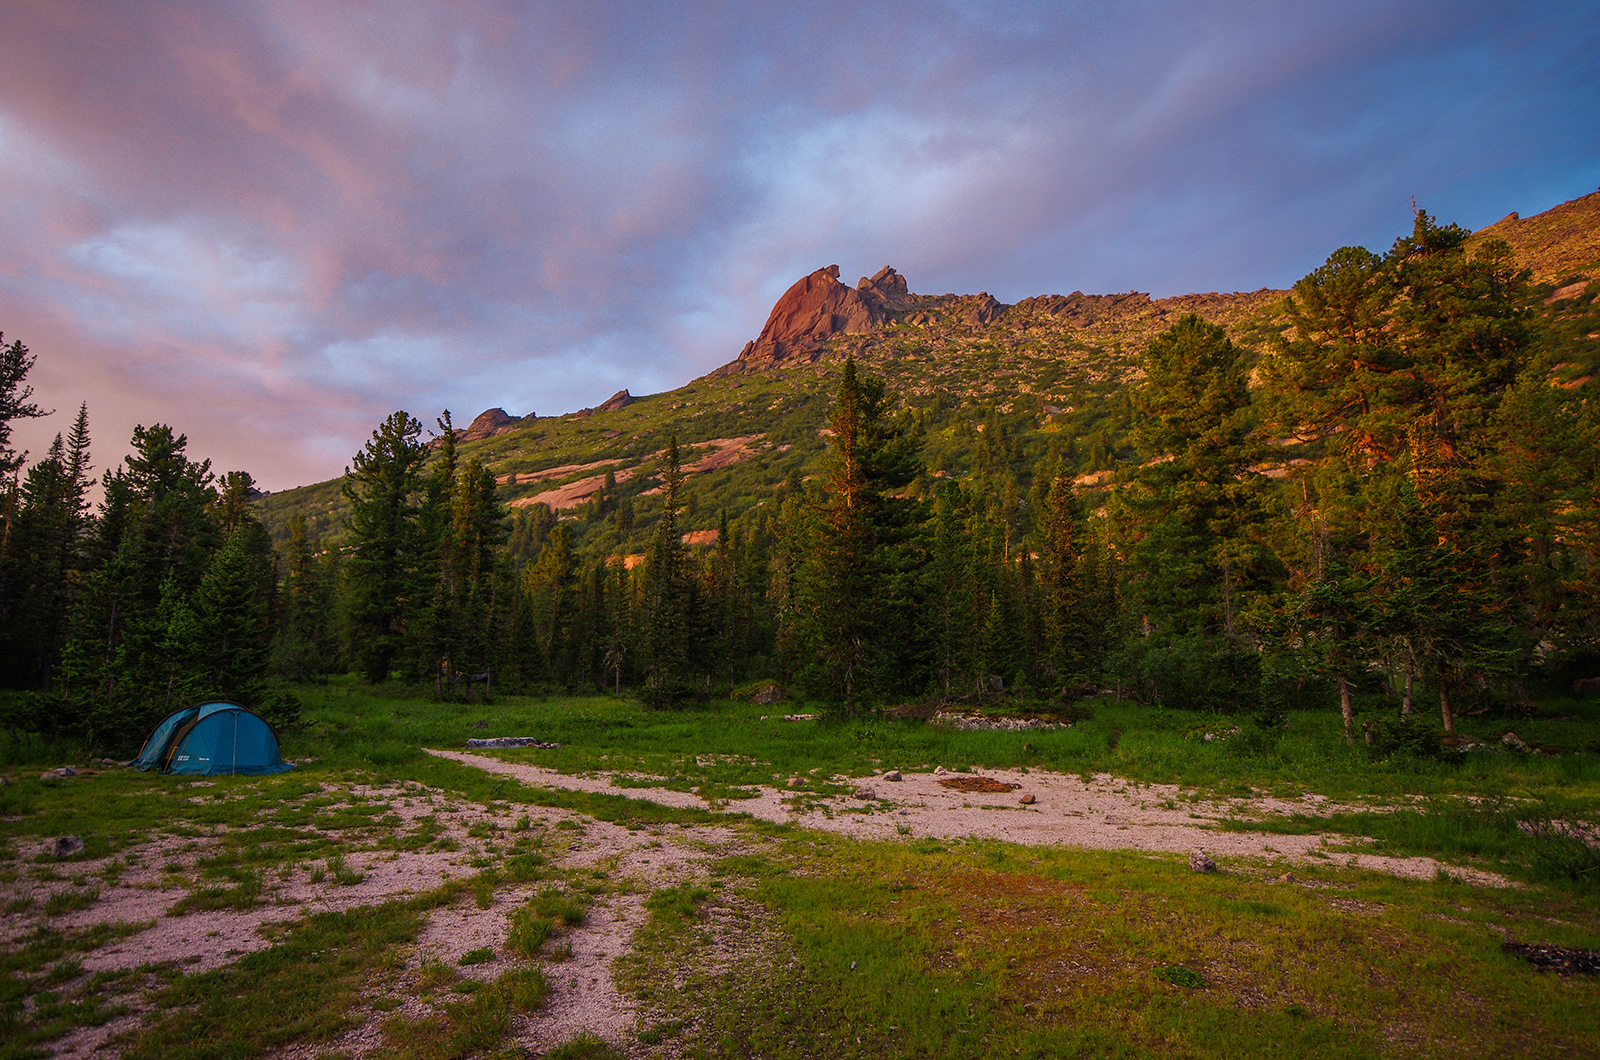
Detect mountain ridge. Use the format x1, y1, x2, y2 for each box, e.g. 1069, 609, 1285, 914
255, 192, 1600, 555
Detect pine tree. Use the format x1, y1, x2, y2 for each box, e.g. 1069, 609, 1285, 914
601, 556, 632, 694
1042, 476, 1094, 691
0, 414, 93, 689
638, 436, 699, 707
923, 482, 976, 700
0, 334, 47, 478
195, 526, 273, 702
796, 357, 924, 709
1123, 314, 1263, 638
342, 411, 427, 683
60, 424, 219, 743
274, 514, 335, 680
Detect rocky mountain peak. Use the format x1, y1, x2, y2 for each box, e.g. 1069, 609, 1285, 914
460, 407, 519, 442
731, 264, 886, 371
857, 266, 911, 312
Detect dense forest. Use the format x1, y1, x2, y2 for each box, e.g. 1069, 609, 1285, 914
1, 211, 1596, 752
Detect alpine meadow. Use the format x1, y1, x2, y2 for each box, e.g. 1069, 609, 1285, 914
2, 195, 1599, 1059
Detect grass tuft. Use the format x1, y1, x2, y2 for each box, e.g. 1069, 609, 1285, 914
1154, 965, 1208, 989
43, 888, 99, 916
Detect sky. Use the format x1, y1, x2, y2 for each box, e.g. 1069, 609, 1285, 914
2, 0, 1597, 493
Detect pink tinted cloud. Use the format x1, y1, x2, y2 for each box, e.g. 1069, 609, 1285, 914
1, 0, 1596, 494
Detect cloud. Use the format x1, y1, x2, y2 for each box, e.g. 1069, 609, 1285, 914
1, 0, 1597, 491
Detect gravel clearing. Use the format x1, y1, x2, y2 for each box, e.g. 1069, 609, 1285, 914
5, 777, 756, 1058
424, 748, 1513, 888
5, 755, 1511, 1058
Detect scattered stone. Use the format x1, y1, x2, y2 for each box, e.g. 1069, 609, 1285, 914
40, 766, 77, 780
1276, 872, 1295, 883
786, 778, 802, 788
931, 711, 1072, 733
99, 758, 117, 766
463, 737, 561, 749
474, 720, 489, 729
883, 770, 903, 782
934, 766, 949, 775
1202, 728, 1240, 743
1104, 815, 1127, 825
854, 787, 876, 800
53, 836, 85, 858
782, 713, 818, 721
1019, 793, 1036, 805
1500, 732, 1550, 755
1189, 850, 1217, 874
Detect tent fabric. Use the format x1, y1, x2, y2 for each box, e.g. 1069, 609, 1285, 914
132, 706, 200, 772
134, 701, 293, 776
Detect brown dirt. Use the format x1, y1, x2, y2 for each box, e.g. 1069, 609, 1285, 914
938, 776, 1022, 793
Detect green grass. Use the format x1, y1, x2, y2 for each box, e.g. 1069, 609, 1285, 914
283, 682, 1600, 807
0, 923, 148, 1060
168, 873, 261, 915
528, 886, 589, 927
505, 909, 556, 959
615, 832, 1599, 1059
42, 887, 99, 916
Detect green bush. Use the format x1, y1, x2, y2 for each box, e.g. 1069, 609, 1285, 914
1119, 634, 1262, 713
1365, 713, 1451, 760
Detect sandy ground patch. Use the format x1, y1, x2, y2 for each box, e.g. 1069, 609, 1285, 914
423, 748, 1513, 888
4, 776, 750, 1058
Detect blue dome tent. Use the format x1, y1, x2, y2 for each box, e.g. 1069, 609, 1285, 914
133, 702, 293, 776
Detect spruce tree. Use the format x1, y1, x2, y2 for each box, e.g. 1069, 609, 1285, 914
341, 411, 427, 683
0, 334, 46, 478
638, 436, 698, 707
796, 357, 923, 709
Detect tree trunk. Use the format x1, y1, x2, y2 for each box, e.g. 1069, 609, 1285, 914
1440, 682, 1455, 732
1339, 675, 1354, 745
1221, 553, 1235, 641
1402, 658, 1413, 717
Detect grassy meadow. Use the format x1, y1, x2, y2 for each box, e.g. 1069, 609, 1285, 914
1, 684, 1598, 1059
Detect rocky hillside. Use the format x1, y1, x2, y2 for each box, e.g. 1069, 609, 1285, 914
255, 192, 1599, 555
1470, 189, 1600, 284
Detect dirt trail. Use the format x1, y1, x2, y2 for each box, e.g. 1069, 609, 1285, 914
424, 748, 1513, 888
